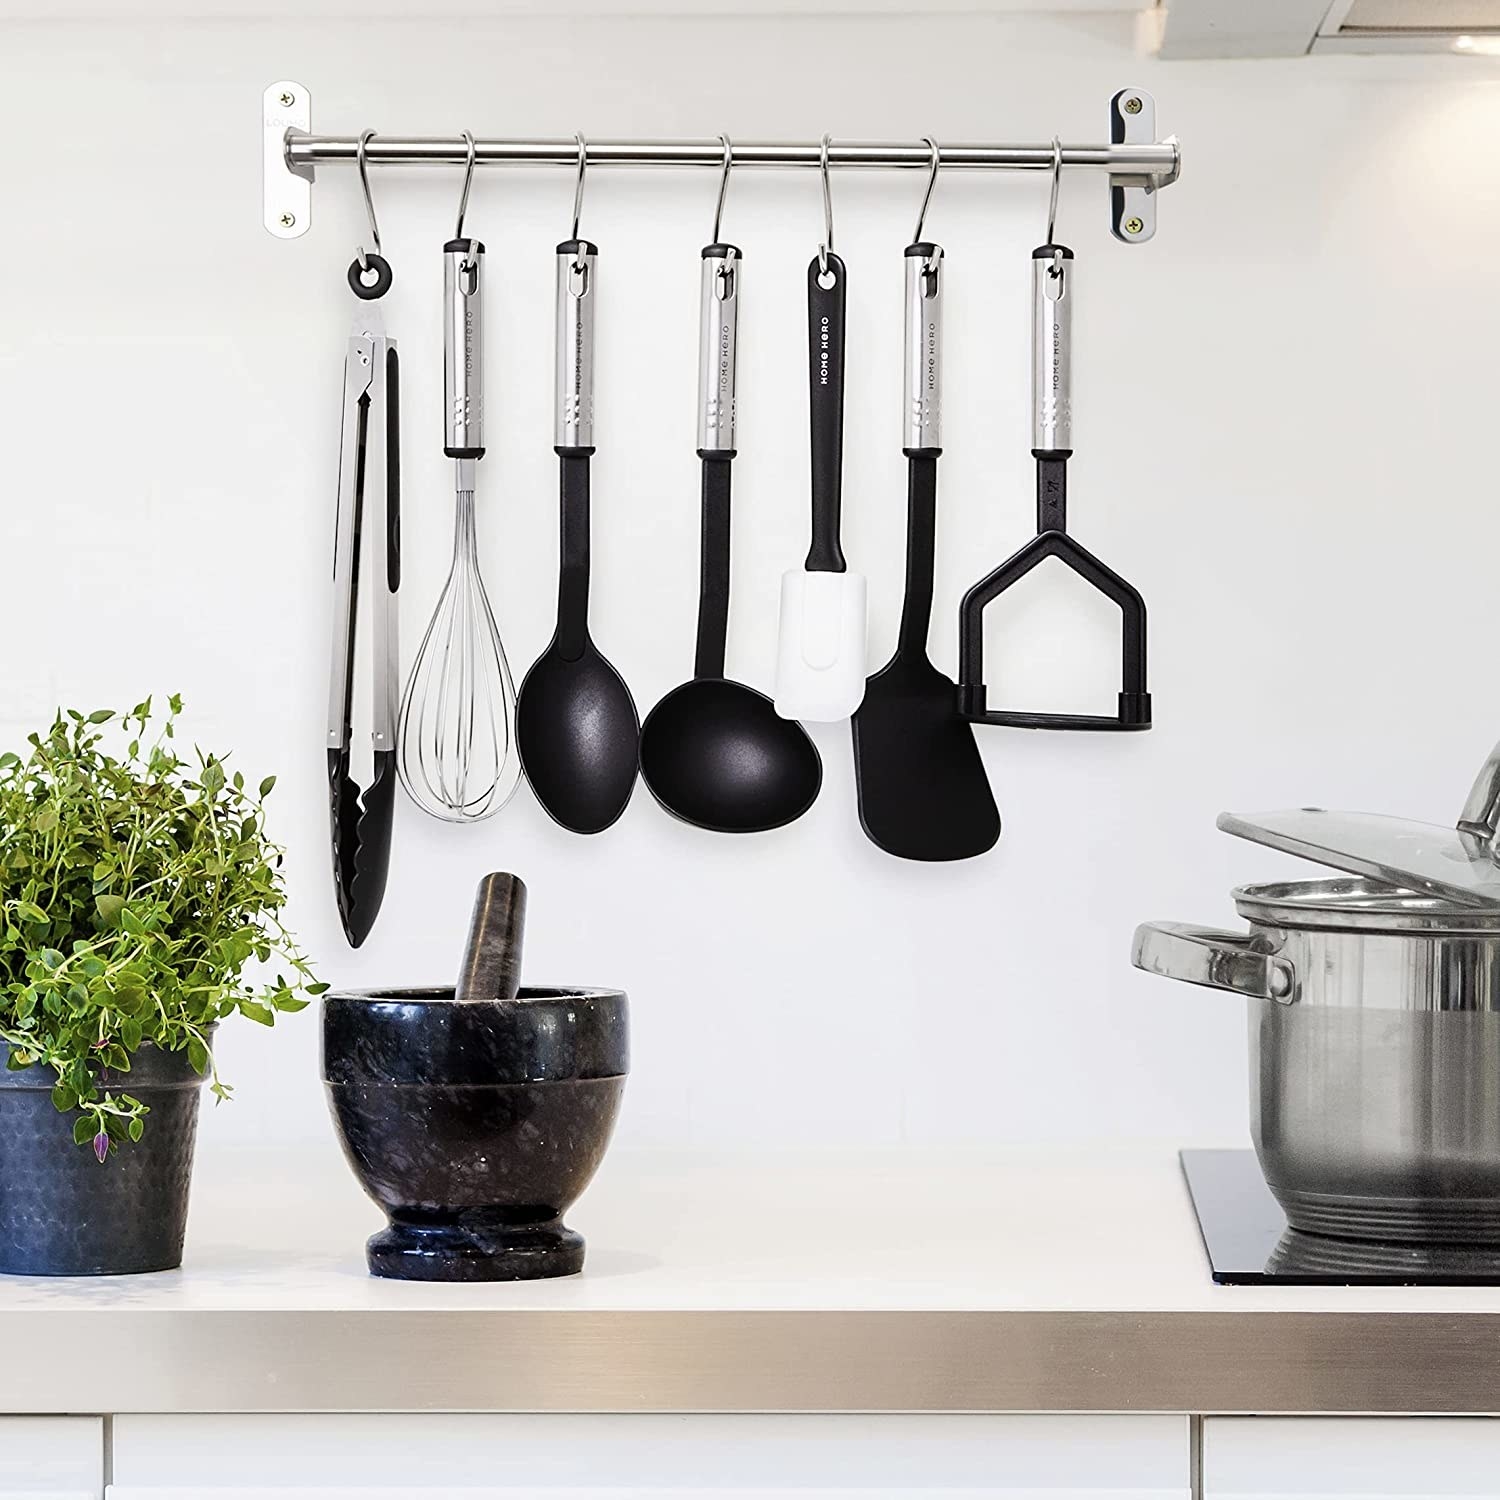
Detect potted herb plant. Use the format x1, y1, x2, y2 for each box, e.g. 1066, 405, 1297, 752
0, 697, 321, 1275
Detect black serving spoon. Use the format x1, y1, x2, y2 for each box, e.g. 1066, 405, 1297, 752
642, 243, 822, 833
517, 238, 640, 834
852, 241, 999, 861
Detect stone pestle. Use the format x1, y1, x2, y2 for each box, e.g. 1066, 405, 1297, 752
454, 872, 527, 1001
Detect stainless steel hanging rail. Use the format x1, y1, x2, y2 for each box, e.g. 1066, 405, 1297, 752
262, 82, 1179, 243
283, 134, 1180, 176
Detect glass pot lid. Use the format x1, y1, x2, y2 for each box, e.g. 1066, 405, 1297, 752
1219, 740, 1500, 912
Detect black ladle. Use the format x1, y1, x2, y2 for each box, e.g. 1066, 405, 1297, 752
517, 239, 640, 834
641, 243, 821, 833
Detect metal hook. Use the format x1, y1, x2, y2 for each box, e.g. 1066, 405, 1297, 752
1046, 135, 1063, 247
570, 132, 588, 261
711, 133, 733, 244
355, 128, 381, 272
454, 129, 477, 246
913, 137, 941, 244
818, 133, 835, 278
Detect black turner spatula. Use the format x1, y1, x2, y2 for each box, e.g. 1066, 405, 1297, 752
852, 241, 1000, 862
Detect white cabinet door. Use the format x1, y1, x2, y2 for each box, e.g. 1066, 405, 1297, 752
111, 1415, 1190, 1495
0, 1416, 103, 1499
1204, 1417, 1500, 1497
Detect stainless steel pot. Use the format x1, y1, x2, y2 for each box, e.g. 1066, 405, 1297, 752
1134, 877, 1500, 1243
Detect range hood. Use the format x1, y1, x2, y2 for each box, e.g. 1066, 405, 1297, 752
1156, 0, 1500, 57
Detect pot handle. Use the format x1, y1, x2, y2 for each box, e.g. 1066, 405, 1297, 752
1131, 921, 1297, 1004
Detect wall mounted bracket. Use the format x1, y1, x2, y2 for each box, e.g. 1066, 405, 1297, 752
263, 80, 312, 239
1109, 88, 1177, 244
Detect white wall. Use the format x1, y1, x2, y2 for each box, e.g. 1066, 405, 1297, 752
4, 10, 1498, 1160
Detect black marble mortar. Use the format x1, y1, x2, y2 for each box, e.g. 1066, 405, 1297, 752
322, 987, 628, 1281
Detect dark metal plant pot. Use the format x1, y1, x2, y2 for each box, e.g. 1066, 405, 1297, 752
0, 1042, 206, 1276
322, 988, 629, 1282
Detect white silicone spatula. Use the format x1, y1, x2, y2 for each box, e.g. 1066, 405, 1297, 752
774, 251, 867, 722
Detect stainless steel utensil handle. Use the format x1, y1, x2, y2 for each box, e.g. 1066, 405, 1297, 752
903, 243, 941, 455
555, 240, 596, 451
1032, 244, 1073, 454
697, 245, 739, 454
1131, 921, 1296, 1004
444, 239, 483, 458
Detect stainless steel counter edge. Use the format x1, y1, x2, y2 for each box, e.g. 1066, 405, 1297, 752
4, 1309, 1499, 1415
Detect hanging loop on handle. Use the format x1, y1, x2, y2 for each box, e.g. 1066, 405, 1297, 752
817, 133, 835, 280
347, 128, 393, 300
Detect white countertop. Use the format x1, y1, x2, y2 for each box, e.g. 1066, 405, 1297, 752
5, 1146, 1500, 1415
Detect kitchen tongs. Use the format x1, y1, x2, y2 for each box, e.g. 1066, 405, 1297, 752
957, 241, 1150, 732
328, 300, 400, 949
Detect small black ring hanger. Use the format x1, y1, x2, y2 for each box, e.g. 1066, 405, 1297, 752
817, 133, 836, 284
348, 128, 394, 299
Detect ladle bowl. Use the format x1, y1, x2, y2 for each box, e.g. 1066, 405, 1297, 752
641, 677, 821, 834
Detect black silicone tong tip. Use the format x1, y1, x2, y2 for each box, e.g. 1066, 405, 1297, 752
328, 752, 395, 950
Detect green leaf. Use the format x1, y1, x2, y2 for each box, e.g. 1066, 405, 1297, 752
240, 1000, 275, 1027
274, 996, 310, 1013
120, 1017, 142, 1052
50, 1084, 76, 1113
72, 1116, 95, 1146
187, 1038, 209, 1075
86, 709, 113, 725
94, 893, 126, 926
128, 1116, 144, 1143
0, 752, 19, 771
168, 693, 183, 714
37, 949, 64, 972
258, 775, 277, 798
32, 805, 58, 833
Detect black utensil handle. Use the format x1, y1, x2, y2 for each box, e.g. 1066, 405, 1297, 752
896, 455, 938, 660
694, 454, 732, 680
1037, 454, 1067, 536
806, 253, 847, 574
555, 454, 591, 662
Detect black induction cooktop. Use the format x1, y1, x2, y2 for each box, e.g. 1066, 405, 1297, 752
1180, 1149, 1500, 1285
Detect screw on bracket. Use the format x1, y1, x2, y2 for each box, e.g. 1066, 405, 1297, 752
1123, 96, 1143, 115
279, 212, 297, 228
278, 91, 296, 107
1123, 216, 1144, 235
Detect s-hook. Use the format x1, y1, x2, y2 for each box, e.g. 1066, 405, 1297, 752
712, 132, 733, 245
569, 132, 590, 280
912, 136, 942, 288
707, 134, 739, 321
454, 128, 478, 257
817, 133, 835, 283
348, 128, 393, 299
